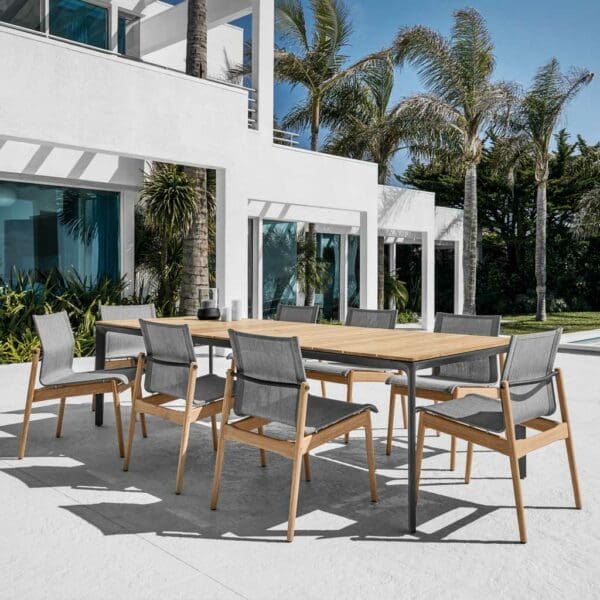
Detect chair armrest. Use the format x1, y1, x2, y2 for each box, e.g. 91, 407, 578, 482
453, 386, 500, 399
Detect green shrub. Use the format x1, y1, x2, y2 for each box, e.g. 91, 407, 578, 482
0, 269, 153, 364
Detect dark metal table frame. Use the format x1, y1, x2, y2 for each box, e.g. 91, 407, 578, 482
95, 323, 512, 534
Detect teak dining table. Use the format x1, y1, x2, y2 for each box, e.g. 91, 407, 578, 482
94, 317, 510, 533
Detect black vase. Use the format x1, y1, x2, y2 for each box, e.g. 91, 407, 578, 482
197, 307, 221, 320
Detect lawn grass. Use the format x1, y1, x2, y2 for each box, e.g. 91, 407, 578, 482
501, 312, 600, 335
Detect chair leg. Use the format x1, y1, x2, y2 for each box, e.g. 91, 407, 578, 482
91, 396, 96, 412
303, 453, 312, 482
450, 436, 457, 471
386, 390, 396, 456
465, 441, 474, 484
139, 413, 148, 438
258, 425, 267, 467
344, 380, 354, 444
465, 442, 473, 483
175, 420, 192, 495
55, 398, 66, 438
210, 414, 218, 452
320, 380, 327, 397
364, 413, 377, 502
123, 405, 138, 471
287, 444, 304, 542
415, 414, 426, 500
508, 449, 527, 543
433, 401, 440, 437
565, 435, 582, 509
401, 395, 408, 429
210, 428, 228, 510
112, 385, 125, 458
18, 389, 35, 460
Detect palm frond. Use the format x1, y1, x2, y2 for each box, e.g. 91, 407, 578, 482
275, 0, 309, 51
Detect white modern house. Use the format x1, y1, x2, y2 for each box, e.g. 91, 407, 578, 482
0, 0, 463, 330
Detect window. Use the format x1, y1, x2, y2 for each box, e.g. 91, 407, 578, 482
316, 233, 340, 321
0, 0, 43, 30
0, 181, 120, 283
49, 0, 108, 49
262, 220, 297, 319
348, 235, 360, 308
118, 13, 140, 57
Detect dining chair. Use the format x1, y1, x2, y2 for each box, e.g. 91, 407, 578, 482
415, 329, 581, 543
123, 320, 226, 494
304, 307, 397, 443
386, 312, 502, 470
275, 303, 320, 323
96, 304, 156, 435
211, 329, 378, 542
18, 311, 136, 459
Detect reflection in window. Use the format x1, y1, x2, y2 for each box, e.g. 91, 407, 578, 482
0, 181, 120, 283
0, 0, 42, 30
348, 235, 360, 308
49, 0, 108, 49
262, 220, 297, 319
316, 233, 340, 321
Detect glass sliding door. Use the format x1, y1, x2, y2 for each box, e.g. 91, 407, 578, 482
49, 0, 108, 49
316, 233, 340, 321
348, 235, 360, 308
262, 220, 297, 319
0, 180, 120, 283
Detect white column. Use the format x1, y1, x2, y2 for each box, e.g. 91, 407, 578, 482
120, 190, 136, 296
421, 232, 435, 330
252, 217, 263, 318
387, 241, 396, 309
252, 0, 274, 138
109, 3, 119, 53
359, 210, 377, 309
453, 239, 464, 314
339, 233, 349, 322
216, 168, 248, 318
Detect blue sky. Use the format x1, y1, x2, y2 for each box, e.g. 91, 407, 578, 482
234, 0, 599, 177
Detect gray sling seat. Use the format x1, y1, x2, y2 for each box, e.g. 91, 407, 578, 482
124, 319, 226, 494
35, 312, 136, 388
303, 308, 397, 444
100, 304, 156, 361
414, 329, 581, 544
385, 312, 502, 462
210, 329, 378, 542
17, 311, 135, 460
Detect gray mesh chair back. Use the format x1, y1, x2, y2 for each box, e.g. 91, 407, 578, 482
434, 313, 502, 384
100, 304, 156, 359
229, 329, 306, 427
502, 329, 562, 424
275, 304, 320, 323
33, 311, 75, 385
345, 308, 397, 329
140, 320, 196, 399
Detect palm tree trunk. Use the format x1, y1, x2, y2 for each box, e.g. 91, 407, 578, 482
180, 0, 208, 315
463, 163, 478, 314
535, 179, 547, 321
304, 97, 321, 307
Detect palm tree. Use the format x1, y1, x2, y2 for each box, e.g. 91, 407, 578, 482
179, 0, 209, 316
325, 57, 408, 307
393, 8, 516, 314
275, 0, 381, 306
520, 59, 593, 320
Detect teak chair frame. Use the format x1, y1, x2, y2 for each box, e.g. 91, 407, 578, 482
123, 355, 223, 494
19, 348, 132, 459
210, 370, 378, 542
415, 368, 581, 543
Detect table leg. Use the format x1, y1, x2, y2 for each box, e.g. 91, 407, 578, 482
516, 424, 526, 479
94, 327, 106, 427
407, 364, 417, 533
209, 344, 213, 374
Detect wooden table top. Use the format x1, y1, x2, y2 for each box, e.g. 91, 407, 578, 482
97, 317, 509, 364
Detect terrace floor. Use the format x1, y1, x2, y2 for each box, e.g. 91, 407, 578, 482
0, 351, 598, 599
